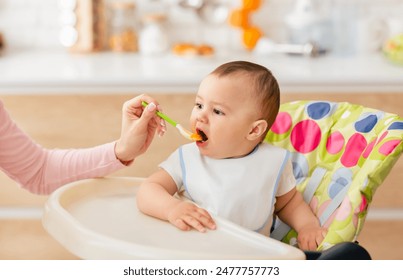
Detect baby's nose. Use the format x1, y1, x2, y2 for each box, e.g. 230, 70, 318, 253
196, 110, 206, 122
196, 111, 207, 123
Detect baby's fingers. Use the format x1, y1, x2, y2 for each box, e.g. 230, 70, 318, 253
181, 215, 208, 233
172, 218, 191, 231
168, 203, 215, 233
315, 230, 327, 246
196, 208, 216, 230
182, 208, 216, 233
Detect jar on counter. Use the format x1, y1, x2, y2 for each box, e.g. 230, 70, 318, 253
285, 0, 332, 52
108, 1, 138, 52
138, 13, 169, 55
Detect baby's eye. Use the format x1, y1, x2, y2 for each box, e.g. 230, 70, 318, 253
195, 102, 203, 109
213, 108, 225, 115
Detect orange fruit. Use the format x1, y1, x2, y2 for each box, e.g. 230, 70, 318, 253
229, 8, 250, 29
242, 0, 261, 11
243, 26, 262, 50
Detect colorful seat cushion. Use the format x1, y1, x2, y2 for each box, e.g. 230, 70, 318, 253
265, 101, 403, 250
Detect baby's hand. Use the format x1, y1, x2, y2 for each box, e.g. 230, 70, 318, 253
167, 201, 216, 233
297, 225, 328, 251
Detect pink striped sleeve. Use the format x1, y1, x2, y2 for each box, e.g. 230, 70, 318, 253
0, 100, 125, 194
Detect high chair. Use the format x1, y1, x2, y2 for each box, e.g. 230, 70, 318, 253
265, 100, 403, 257
42, 176, 306, 260
42, 100, 402, 260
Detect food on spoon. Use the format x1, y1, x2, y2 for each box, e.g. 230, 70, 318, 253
190, 133, 203, 141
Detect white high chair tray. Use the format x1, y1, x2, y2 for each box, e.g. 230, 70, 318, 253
42, 177, 305, 260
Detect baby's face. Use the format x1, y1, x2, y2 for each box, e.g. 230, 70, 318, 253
190, 74, 261, 159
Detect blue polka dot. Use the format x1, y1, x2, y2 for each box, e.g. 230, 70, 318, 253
355, 114, 378, 133
307, 102, 331, 120
291, 153, 309, 185
336, 177, 349, 186
329, 168, 352, 199
292, 162, 304, 181
389, 121, 403, 130
329, 181, 347, 199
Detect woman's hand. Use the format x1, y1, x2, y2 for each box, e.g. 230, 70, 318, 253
115, 94, 165, 164
167, 201, 217, 233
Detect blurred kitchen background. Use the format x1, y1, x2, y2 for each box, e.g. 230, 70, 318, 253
0, 0, 402, 56
1, 0, 403, 260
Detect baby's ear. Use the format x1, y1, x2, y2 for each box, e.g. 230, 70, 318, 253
247, 120, 268, 141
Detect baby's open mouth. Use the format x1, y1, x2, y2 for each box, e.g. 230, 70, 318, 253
196, 129, 208, 142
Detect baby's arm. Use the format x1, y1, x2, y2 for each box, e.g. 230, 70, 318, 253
136, 169, 216, 232
275, 188, 327, 251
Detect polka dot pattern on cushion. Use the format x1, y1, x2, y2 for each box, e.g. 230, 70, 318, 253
266, 101, 403, 250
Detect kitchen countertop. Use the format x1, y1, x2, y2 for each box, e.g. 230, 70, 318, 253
1, 49, 403, 94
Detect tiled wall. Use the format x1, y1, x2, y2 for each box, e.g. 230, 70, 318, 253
0, 0, 402, 52
0, 0, 60, 49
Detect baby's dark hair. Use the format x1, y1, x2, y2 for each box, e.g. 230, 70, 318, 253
211, 61, 280, 134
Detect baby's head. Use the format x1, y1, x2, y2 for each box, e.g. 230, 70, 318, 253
210, 61, 280, 132
191, 61, 280, 159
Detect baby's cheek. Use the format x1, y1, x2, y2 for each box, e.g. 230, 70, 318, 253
189, 113, 196, 124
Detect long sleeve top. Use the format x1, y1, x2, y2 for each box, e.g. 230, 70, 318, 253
0, 100, 125, 194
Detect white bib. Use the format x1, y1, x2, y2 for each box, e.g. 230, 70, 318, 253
160, 143, 295, 236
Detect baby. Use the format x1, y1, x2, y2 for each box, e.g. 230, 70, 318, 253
137, 61, 326, 251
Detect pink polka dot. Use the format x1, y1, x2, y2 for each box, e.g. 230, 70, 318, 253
379, 139, 401, 155
377, 131, 388, 144
335, 197, 352, 221
317, 200, 338, 228
326, 131, 345, 154
340, 133, 367, 167
316, 199, 331, 218
323, 211, 337, 229
359, 195, 368, 213
290, 120, 322, 153
362, 138, 376, 158
270, 112, 292, 134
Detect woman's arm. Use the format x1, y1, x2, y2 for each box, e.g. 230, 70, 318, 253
0, 101, 124, 194
0, 95, 164, 194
